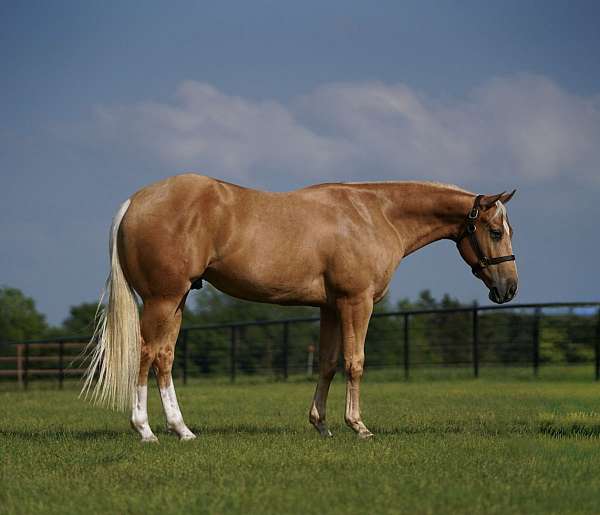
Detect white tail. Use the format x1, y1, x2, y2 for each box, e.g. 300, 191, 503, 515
81, 199, 141, 411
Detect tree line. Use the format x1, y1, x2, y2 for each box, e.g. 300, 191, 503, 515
0, 286, 597, 374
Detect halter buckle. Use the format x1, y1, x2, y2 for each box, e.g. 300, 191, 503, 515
466, 222, 476, 234
479, 256, 489, 268
468, 207, 479, 220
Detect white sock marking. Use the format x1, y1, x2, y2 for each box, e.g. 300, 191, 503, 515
159, 381, 196, 440
131, 385, 157, 441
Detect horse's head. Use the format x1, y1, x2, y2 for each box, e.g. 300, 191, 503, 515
456, 191, 518, 304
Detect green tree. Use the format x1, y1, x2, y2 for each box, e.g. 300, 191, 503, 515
61, 302, 99, 335
0, 287, 47, 342
415, 289, 438, 309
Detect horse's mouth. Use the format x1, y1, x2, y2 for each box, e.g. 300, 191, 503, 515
488, 288, 504, 304
489, 286, 516, 304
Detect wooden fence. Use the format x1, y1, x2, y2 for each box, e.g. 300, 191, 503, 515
0, 340, 87, 388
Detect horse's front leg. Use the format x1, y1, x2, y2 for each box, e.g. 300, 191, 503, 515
309, 306, 341, 437
337, 294, 374, 439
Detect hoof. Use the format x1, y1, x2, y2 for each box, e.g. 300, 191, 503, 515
358, 430, 374, 440
141, 435, 159, 443
167, 424, 197, 441
311, 422, 333, 438
319, 428, 333, 438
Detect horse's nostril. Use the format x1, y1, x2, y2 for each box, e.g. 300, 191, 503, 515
503, 284, 517, 302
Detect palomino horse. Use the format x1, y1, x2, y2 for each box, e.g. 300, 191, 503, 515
82, 174, 517, 441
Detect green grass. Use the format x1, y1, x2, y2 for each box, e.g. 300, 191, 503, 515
2, 376, 600, 514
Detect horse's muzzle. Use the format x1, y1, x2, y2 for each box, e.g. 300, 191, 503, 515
489, 280, 517, 304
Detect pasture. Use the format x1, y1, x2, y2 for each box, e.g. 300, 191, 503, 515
2, 374, 600, 514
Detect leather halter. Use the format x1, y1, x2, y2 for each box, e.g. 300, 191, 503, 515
456, 195, 515, 276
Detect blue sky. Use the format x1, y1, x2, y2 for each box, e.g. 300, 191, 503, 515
2, 1, 599, 324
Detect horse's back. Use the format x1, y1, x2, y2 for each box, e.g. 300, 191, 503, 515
119, 174, 396, 305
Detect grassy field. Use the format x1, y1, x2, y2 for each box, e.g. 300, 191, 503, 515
2, 374, 600, 514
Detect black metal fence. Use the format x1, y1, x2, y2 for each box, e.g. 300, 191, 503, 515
1, 302, 599, 388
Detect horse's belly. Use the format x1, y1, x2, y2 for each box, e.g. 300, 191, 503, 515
203, 264, 327, 306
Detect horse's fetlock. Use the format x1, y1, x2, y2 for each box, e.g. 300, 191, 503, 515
309, 406, 322, 426
345, 414, 360, 427
131, 413, 148, 429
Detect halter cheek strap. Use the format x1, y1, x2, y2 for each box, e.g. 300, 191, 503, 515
456, 195, 515, 276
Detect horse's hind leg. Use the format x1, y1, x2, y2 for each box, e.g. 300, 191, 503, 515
151, 297, 196, 441
131, 334, 158, 442
131, 296, 195, 442
155, 359, 196, 439
309, 307, 341, 437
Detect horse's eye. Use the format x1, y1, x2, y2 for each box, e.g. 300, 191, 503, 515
490, 229, 502, 241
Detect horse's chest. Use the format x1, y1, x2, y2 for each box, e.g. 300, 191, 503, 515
327, 242, 398, 298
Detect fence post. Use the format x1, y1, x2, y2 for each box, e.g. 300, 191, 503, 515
24, 342, 29, 390
532, 307, 541, 377
472, 302, 479, 378
58, 341, 64, 389
16, 344, 24, 388
230, 326, 237, 383
403, 313, 410, 380
595, 307, 600, 381
282, 321, 289, 381
182, 329, 189, 386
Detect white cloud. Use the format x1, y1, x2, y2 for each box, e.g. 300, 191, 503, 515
96, 75, 600, 185
96, 81, 348, 182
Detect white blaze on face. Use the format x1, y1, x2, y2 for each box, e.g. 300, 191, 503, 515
491, 201, 510, 235
488, 200, 514, 287
487, 201, 504, 284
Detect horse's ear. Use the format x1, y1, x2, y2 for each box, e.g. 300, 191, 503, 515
500, 189, 516, 204
479, 192, 505, 210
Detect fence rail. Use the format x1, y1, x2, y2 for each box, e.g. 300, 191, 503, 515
1, 301, 599, 388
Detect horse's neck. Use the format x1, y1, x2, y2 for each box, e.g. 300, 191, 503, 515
380, 184, 474, 257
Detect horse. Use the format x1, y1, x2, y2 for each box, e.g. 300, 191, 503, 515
82, 174, 517, 441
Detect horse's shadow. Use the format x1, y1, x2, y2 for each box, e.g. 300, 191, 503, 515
0, 424, 295, 442
0, 428, 124, 441
3, 422, 599, 442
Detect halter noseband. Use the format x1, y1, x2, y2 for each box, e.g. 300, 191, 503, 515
456, 195, 515, 276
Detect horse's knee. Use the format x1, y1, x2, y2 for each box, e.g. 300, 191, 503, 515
344, 360, 364, 381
